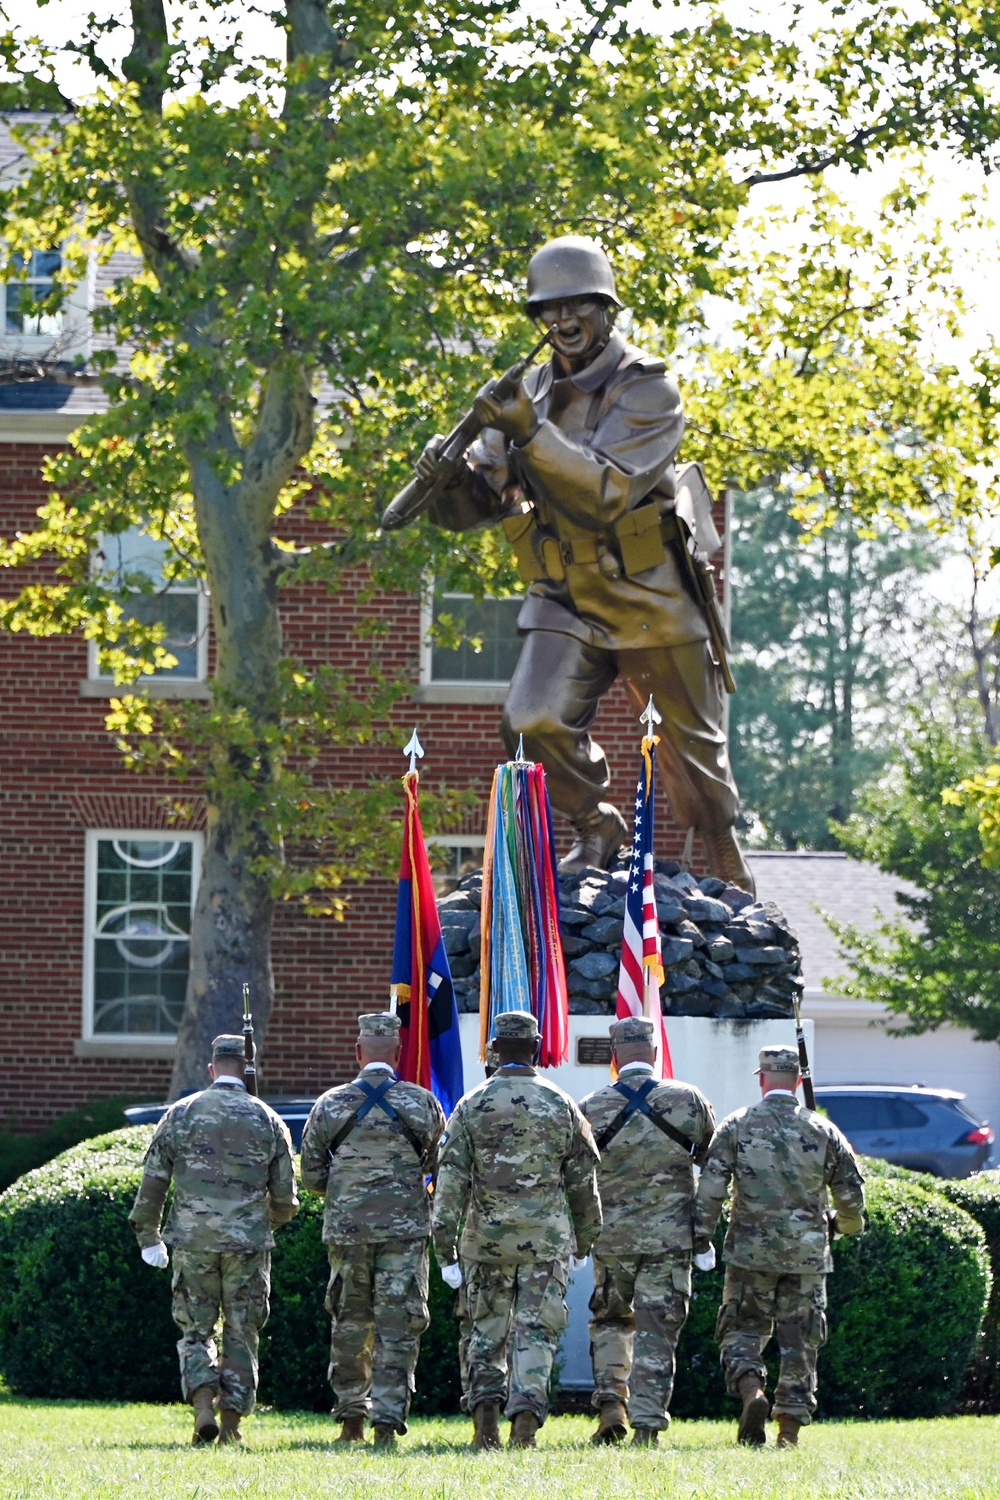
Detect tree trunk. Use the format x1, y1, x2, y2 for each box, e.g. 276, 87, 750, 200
169, 463, 285, 1098
172, 800, 276, 1095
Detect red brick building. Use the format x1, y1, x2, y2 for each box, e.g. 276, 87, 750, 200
0, 283, 726, 1134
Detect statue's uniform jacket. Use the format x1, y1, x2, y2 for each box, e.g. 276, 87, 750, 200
430, 328, 738, 834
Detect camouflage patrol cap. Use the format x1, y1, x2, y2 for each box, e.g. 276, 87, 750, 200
211, 1034, 245, 1058
610, 1016, 655, 1046
358, 1012, 402, 1039
754, 1045, 800, 1076
494, 1010, 539, 1041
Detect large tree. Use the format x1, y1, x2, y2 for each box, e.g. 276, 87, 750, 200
1, 0, 999, 1091
678, 189, 1000, 846
726, 493, 944, 848
830, 720, 1000, 1043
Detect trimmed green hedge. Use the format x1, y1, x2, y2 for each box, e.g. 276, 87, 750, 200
670, 1169, 991, 1420
822, 1173, 990, 1416
0, 1126, 460, 1411
860, 1160, 1000, 1412
938, 1170, 1000, 1410
0, 1130, 989, 1420
0, 1098, 134, 1195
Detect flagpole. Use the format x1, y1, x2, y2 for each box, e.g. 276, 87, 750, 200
391, 729, 425, 1016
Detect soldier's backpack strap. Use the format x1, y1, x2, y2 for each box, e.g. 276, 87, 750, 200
326, 1078, 429, 1163
594, 1078, 697, 1157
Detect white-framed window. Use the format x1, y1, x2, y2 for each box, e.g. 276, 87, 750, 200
90, 527, 208, 682
4, 249, 62, 337
428, 835, 486, 899
419, 581, 523, 688
83, 830, 203, 1039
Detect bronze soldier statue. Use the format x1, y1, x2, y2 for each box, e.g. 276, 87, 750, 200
409, 235, 753, 889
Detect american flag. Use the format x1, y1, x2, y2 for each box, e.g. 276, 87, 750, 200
615, 737, 673, 1079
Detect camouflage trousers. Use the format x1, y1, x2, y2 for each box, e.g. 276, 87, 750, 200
455, 1279, 472, 1412
717, 1266, 828, 1424
588, 1253, 692, 1431
325, 1237, 430, 1434
171, 1247, 270, 1415
465, 1259, 568, 1424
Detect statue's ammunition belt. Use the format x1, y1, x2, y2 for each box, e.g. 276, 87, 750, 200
502, 500, 669, 584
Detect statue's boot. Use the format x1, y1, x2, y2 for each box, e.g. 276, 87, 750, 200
218, 1409, 244, 1446
559, 804, 629, 874
776, 1415, 802, 1449
702, 827, 756, 897
472, 1400, 502, 1451
191, 1386, 219, 1445
590, 1399, 628, 1446
736, 1375, 768, 1447
631, 1427, 659, 1447
509, 1411, 540, 1449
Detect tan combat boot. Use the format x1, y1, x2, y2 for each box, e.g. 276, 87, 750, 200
373, 1424, 397, 1450
335, 1414, 366, 1444
736, 1374, 768, 1447
191, 1386, 219, 1445
473, 1400, 501, 1451
509, 1411, 540, 1449
631, 1427, 659, 1447
590, 1399, 628, 1446
218, 1408, 244, 1446
776, 1415, 802, 1449
559, 804, 629, 873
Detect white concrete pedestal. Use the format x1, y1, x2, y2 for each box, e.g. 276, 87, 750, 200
454, 1010, 814, 1387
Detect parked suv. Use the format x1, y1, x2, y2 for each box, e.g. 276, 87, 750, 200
814, 1085, 994, 1178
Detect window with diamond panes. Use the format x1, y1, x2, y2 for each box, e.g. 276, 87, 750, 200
86, 835, 199, 1037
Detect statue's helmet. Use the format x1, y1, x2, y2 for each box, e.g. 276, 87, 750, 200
524, 236, 623, 314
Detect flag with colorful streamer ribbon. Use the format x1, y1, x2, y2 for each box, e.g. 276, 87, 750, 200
479, 747, 568, 1068
390, 732, 465, 1116
616, 697, 673, 1079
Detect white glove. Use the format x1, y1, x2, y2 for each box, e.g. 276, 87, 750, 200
141, 1242, 169, 1270
441, 1262, 463, 1289
693, 1246, 716, 1273
569, 1254, 590, 1273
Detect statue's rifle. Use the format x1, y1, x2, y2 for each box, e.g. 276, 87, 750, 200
242, 982, 259, 1097
379, 329, 553, 531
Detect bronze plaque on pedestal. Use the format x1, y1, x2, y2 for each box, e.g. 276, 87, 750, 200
576, 1036, 613, 1066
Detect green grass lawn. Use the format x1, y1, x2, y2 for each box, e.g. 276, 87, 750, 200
0, 1401, 996, 1500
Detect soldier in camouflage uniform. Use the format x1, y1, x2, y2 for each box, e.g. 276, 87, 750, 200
694, 1045, 866, 1449
129, 1034, 299, 1447
580, 1016, 716, 1447
433, 1010, 602, 1451
299, 1012, 446, 1450
454, 1039, 501, 1411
